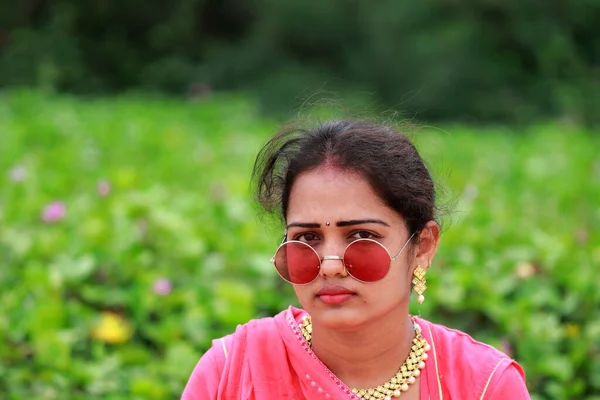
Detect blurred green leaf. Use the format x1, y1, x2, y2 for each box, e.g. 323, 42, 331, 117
0, 91, 598, 399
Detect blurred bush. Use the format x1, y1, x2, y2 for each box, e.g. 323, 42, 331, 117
0, 1, 599, 125
0, 91, 599, 398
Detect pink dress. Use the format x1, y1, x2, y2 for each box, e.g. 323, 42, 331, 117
182, 307, 530, 399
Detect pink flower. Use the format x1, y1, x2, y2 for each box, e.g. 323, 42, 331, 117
8, 165, 27, 183
97, 180, 111, 197
153, 278, 172, 296
42, 201, 67, 223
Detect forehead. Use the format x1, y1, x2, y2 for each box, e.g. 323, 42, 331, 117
287, 168, 402, 225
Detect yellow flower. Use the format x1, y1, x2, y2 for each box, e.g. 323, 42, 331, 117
91, 312, 133, 344
565, 323, 580, 338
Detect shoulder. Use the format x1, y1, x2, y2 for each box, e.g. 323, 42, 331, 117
219, 308, 292, 354
418, 317, 510, 362
188, 307, 300, 369
481, 362, 530, 399
182, 308, 295, 399
417, 318, 529, 399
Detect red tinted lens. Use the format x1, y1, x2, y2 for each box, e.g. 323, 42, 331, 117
343, 240, 391, 282
273, 242, 321, 284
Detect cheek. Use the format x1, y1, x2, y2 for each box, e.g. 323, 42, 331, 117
379, 263, 412, 296
396, 259, 414, 287
292, 286, 311, 307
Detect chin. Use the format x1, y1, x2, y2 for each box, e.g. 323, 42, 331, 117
311, 305, 367, 330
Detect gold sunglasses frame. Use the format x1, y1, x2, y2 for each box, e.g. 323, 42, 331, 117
270, 232, 416, 285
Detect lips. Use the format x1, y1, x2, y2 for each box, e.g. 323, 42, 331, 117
316, 285, 355, 296
315, 285, 356, 305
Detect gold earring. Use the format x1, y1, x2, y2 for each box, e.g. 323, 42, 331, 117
412, 265, 427, 304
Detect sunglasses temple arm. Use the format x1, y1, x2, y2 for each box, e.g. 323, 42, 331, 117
270, 231, 288, 264
391, 231, 418, 260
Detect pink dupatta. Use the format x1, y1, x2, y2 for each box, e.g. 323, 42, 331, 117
182, 307, 529, 399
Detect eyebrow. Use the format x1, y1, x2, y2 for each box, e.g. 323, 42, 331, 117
286, 222, 321, 229
286, 219, 390, 229
337, 219, 390, 227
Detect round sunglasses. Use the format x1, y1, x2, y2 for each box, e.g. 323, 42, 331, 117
270, 232, 416, 285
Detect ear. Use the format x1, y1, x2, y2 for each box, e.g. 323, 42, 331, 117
413, 220, 440, 270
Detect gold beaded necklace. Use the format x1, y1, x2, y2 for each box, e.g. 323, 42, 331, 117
300, 316, 430, 400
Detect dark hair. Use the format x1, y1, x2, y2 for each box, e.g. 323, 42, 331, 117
252, 119, 436, 235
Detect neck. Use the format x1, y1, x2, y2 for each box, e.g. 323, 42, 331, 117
310, 306, 416, 389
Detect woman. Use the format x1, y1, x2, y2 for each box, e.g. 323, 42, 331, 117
182, 120, 530, 399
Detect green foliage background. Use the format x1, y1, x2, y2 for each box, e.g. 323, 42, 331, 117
1, 0, 599, 124
1, 91, 599, 399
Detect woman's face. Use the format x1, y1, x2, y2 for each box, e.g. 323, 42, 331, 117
286, 167, 437, 329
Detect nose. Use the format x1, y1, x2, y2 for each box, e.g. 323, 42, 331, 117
318, 246, 348, 279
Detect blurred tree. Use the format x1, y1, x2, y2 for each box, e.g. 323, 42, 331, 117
0, 0, 598, 124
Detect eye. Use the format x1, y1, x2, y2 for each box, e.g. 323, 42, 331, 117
294, 232, 320, 242
351, 230, 378, 240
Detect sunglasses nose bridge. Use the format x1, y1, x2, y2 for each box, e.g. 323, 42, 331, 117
318, 250, 348, 279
